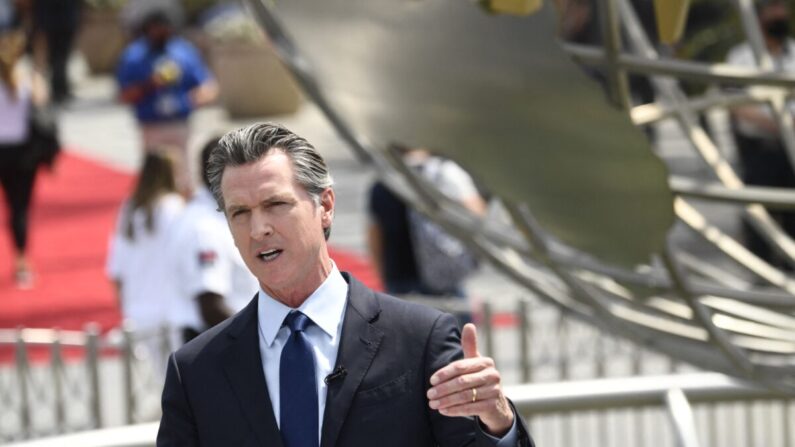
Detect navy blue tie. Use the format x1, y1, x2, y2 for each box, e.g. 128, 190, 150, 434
280, 311, 319, 447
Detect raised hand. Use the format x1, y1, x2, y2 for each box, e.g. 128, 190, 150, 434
426, 323, 514, 436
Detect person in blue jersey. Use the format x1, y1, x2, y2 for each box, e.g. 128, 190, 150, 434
116, 9, 217, 196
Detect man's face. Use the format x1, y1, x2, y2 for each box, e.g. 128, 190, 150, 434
145, 22, 172, 52
220, 151, 334, 304
759, 3, 791, 40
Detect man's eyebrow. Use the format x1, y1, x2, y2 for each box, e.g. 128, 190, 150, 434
225, 204, 248, 214
226, 195, 293, 213
262, 194, 294, 204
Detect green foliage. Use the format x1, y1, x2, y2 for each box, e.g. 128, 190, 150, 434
204, 10, 266, 44
181, 0, 218, 25
83, 0, 127, 10
676, 0, 743, 63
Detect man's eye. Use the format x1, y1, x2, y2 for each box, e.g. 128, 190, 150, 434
231, 209, 248, 218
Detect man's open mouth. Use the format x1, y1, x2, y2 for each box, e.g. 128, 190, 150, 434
258, 249, 282, 262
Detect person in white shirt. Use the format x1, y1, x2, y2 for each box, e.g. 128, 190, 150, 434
726, 0, 795, 267
167, 138, 258, 344
157, 123, 533, 447
107, 151, 184, 364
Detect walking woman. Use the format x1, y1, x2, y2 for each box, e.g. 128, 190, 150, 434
107, 151, 184, 367
0, 25, 48, 288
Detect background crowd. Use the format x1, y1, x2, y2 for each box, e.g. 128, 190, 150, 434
0, 0, 488, 366
2, 0, 795, 370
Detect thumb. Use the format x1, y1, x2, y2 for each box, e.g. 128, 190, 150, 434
461, 323, 480, 359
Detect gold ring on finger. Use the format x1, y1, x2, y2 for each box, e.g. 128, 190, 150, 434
471, 388, 477, 403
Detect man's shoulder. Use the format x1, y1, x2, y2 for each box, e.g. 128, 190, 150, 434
119, 38, 150, 63
346, 273, 445, 321
168, 37, 203, 61
367, 288, 449, 331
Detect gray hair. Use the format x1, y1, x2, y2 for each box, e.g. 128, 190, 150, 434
207, 122, 334, 239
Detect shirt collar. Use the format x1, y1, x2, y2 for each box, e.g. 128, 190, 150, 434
257, 262, 348, 347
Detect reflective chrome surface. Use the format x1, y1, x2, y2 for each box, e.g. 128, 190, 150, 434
246, 0, 795, 391
251, 0, 673, 266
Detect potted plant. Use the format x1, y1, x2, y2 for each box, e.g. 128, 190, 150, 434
78, 0, 129, 74
203, 7, 301, 117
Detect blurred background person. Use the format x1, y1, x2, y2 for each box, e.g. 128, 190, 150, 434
166, 137, 258, 344
106, 151, 185, 365
116, 9, 218, 197
726, 0, 795, 268
31, 0, 81, 104
0, 0, 15, 30
367, 144, 486, 325
556, 0, 658, 110
0, 20, 48, 289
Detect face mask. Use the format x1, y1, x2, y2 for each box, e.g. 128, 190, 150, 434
765, 19, 790, 41
149, 37, 168, 53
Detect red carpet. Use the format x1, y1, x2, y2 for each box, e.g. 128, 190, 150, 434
0, 152, 132, 331
0, 151, 381, 336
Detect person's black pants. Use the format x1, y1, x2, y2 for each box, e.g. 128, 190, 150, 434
44, 27, 77, 102
0, 144, 37, 253
735, 133, 795, 268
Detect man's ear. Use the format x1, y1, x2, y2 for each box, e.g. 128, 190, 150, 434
320, 187, 335, 228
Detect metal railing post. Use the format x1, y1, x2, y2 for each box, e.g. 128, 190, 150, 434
594, 332, 607, 378
85, 324, 103, 429
665, 388, 701, 447
122, 324, 136, 425
556, 311, 569, 381
51, 330, 65, 433
632, 345, 645, 446
746, 401, 755, 447
784, 399, 791, 447
518, 298, 531, 383
595, 333, 609, 447
15, 328, 31, 439
160, 324, 172, 371
556, 311, 571, 447
706, 402, 718, 447
669, 356, 680, 374
481, 301, 495, 362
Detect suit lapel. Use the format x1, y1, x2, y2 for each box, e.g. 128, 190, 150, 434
321, 274, 384, 447
221, 296, 283, 447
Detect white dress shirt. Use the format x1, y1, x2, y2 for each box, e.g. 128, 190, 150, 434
257, 262, 348, 444
256, 262, 518, 445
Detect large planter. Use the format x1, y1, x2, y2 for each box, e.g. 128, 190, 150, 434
209, 42, 301, 118
78, 9, 128, 75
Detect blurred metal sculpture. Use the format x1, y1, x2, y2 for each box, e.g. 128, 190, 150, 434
243, 0, 795, 391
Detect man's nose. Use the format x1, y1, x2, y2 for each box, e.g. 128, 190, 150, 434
250, 209, 273, 239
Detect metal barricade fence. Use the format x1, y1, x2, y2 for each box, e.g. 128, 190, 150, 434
1, 296, 792, 445
0, 324, 170, 443
4, 373, 792, 447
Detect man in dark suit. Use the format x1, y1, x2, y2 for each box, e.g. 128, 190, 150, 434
156, 122, 534, 446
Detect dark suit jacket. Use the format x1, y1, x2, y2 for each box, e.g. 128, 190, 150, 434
157, 273, 533, 446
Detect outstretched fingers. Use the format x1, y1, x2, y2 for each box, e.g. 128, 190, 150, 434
428, 381, 502, 412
